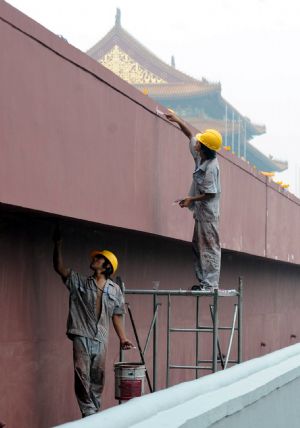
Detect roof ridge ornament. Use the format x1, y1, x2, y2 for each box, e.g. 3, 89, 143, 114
115, 8, 121, 26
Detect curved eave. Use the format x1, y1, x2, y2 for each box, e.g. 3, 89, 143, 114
246, 142, 287, 172
248, 123, 266, 136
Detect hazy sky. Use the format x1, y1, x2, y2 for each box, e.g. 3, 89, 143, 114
7, 0, 300, 196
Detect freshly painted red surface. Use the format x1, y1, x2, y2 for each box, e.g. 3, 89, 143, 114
1, 1, 299, 265
219, 157, 267, 256
1, 3, 300, 428
266, 185, 300, 263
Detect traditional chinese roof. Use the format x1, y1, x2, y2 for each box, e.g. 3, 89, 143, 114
268, 157, 288, 171
188, 116, 243, 135
87, 9, 219, 89
135, 82, 220, 98
187, 115, 266, 137
246, 143, 287, 172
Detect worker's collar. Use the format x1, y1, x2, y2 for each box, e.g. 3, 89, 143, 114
89, 276, 115, 287
194, 159, 210, 173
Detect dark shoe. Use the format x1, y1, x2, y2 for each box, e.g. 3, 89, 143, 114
191, 284, 218, 292
201, 285, 217, 292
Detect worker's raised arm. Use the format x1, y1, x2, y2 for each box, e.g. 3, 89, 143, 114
165, 112, 193, 140
53, 226, 71, 281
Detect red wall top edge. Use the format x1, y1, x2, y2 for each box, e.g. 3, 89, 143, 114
1, 1, 299, 265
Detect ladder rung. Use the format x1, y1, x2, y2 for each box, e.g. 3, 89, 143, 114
169, 365, 213, 370
198, 359, 238, 364
198, 326, 238, 331
170, 328, 208, 332
170, 327, 238, 332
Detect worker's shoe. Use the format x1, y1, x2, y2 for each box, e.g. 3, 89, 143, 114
191, 284, 218, 292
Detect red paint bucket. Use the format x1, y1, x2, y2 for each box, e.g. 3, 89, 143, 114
114, 362, 146, 400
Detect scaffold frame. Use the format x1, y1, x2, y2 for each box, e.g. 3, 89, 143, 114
119, 277, 243, 392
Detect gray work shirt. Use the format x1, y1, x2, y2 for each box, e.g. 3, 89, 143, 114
64, 270, 125, 343
188, 137, 221, 222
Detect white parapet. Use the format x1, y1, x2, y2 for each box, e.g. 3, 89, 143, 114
55, 343, 300, 428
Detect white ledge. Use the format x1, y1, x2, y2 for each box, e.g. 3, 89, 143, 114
55, 343, 300, 428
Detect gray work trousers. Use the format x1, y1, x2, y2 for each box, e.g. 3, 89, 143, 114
192, 219, 221, 288
72, 336, 107, 417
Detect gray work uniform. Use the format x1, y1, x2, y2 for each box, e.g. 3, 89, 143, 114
188, 137, 221, 288
65, 271, 125, 417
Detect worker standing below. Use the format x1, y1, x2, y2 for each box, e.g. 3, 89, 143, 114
166, 112, 222, 291
53, 227, 134, 418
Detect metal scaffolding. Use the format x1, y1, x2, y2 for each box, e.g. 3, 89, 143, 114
120, 277, 243, 392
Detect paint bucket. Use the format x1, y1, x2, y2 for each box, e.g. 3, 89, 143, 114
114, 362, 146, 400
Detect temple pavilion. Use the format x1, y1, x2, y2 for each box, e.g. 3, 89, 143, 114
87, 9, 287, 173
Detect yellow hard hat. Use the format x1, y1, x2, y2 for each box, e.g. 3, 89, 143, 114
196, 129, 222, 151
90, 250, 118, 274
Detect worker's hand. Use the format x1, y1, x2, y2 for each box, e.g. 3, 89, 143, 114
165, 112, 177, 122
52, 225, 62, 243
120, 338, 135, 350
179, 197, 193, 208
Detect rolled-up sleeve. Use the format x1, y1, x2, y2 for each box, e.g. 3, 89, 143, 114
64, 270, 83, 293
113, 288, 125, 315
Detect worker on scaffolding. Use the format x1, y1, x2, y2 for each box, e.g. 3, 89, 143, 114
53, 227, 134, 418
166, 112, 222, 291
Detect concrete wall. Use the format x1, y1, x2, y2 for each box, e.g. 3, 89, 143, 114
1, 1, 300, 264
55, 344, 300, 428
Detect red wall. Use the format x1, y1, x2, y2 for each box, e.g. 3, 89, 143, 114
0, 208, 300, 427
1, 1, 300, 265
1, 2, 300, 427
